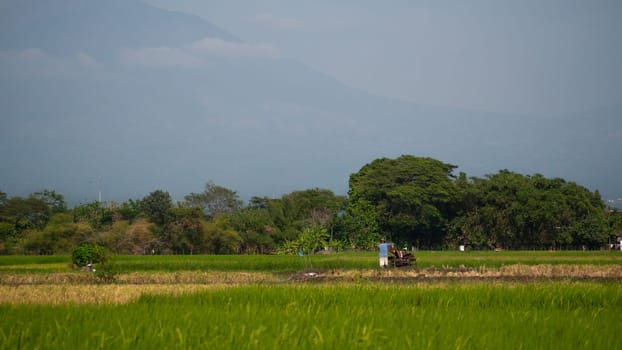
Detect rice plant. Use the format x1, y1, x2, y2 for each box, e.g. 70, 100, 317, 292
1, 282, 620, 349
2, 251, 621, 274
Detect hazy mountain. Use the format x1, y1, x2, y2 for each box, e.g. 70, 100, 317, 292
0, 0, 235, 58
1, 0, 620, 204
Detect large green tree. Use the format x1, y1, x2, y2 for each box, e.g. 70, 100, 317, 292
448, 170, 608, 249
332, 198, 381, 249
348, 155, 457, 248
607, 209, 622, 248
226, 207, 279, 253
141, 190, 173, 226
185, 181, 243, 219
0, 195, 50, 235
20, 213, 88, 254
246, 190, 346, 249
167, 205, 205, 254
279, 189, 346, 238
31, 190, 67, 214
202, 216, 243, 254
72, 201, 114, 229
0, 191, 7, 206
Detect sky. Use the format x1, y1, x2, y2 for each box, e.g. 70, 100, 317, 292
144, 0, 622, 117
0, 0, 621, 205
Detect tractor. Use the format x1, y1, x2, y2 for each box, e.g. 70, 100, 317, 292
388, 248, 416, 268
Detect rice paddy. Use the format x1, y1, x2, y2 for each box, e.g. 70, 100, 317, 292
1, 251, 621, 349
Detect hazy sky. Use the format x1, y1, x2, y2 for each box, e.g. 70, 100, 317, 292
1, 0, 621, 204
144, 0, 622, 117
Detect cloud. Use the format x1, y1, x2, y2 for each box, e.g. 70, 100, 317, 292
0, 49, 108, 77
252, 13, 303, 31
119, 38, 280, 68
191, 38, 280, 59
18, 48, 46, 60
2, 39, 281, 73
119, 47, 205, 68
0, 48, 75, 76
75, 52, 98, 67
0, 48, 49, 66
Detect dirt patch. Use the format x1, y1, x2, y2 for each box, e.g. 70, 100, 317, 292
286, 264, 622, 284
288, 269, 326, 282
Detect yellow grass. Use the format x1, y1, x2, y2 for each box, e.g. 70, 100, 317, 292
366, 264, 622, 279
2, 264, 621, 305
0, 263, 69, 271
117, 271, 282, 284
0, 272, 284, 304
0, 271, 283, 285
0, 284, 228, 305
497, 264, 622, 278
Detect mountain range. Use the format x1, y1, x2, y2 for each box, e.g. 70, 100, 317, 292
0, 0, 620, 205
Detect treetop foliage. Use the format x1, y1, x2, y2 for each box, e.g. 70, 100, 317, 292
347, 155, 458, 247
0, 155, 617, 255
184, 181, 243, 219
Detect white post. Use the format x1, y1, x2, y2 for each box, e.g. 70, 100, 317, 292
98, 176, 102, 203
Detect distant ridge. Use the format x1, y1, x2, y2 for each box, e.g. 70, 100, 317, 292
0, 0, 620, 204
0, 0, 236, 58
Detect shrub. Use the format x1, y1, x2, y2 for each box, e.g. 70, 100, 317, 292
71, 243, 107, 267
71, 243, 117, 282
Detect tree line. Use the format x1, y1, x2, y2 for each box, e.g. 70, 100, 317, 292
1, 155, 621, 255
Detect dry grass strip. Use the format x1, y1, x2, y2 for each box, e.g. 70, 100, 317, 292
347, 264, 622, 279
0, 271, 284, 285
2, 265, 622, 286
0, 284, 228, 305
497, 264, 622, 278
2, 264, 621, 305
118, 271, 282, 284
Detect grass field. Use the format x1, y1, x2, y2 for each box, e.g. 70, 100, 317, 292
1, 283, 620, 349
1, 251, 621, 349
1, 250, 621, 273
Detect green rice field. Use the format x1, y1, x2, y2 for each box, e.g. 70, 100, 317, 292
1, 250, 621, 273
1, 283, 621, 349
1, 251, 621, 349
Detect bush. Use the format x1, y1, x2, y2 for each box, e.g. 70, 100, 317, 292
93, 260, 118, 283
71, 243, 117, 282
71, 243, 107, 267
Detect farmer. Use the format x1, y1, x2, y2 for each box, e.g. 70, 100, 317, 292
378, 239, 393, 267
